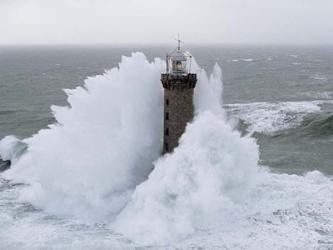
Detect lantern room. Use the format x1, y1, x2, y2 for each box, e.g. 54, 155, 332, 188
166, 40, 192, 75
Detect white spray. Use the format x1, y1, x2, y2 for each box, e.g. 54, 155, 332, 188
2, 53, 165, 219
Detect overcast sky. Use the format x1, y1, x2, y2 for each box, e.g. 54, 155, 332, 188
0, 0, 332, 45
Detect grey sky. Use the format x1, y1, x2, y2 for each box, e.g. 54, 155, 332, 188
0, 0, 332, 45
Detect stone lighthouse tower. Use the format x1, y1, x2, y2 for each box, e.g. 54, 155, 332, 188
161, 41, 197, 153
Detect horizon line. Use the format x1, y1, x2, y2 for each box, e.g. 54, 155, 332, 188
0, 42, 333, 48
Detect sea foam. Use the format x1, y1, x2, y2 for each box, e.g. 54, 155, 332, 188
225, 101, 323, 134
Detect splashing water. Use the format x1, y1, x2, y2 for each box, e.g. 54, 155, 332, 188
114, 111, 260, 244
2, 53, 166, 220
1, 52, 333, 248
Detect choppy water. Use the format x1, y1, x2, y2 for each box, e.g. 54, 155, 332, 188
0, 46, 332, 249
1, 46, 332, 174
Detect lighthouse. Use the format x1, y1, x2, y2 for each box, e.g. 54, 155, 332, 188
161, 40, 197, 153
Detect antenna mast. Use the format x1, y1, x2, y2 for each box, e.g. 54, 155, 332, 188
176, 34, 182, 51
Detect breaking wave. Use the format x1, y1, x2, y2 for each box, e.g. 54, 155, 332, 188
283, 112, 333, 138
0, 52, 333, 248
2, 53, 166, 220
225, 101, 325, 134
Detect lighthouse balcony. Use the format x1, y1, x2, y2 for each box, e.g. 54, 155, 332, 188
161, 73, 197, 90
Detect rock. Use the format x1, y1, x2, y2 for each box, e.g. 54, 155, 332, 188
0, 159, 10, 172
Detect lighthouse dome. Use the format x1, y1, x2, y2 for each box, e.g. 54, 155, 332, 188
170, 50, 187, 61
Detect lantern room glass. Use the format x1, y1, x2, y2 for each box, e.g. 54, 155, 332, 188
171, 60, 187, 74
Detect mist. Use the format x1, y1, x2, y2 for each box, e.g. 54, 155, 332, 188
0, 0, 332, 45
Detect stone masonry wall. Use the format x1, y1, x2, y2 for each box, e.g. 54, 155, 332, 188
163, 88, 194, 153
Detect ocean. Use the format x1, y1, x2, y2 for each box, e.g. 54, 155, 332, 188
0, 46, 332, 249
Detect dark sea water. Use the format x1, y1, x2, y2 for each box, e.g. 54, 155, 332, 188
0, 46, 333, 249
1, 46, 332, 174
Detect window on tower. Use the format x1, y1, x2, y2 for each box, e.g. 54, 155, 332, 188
166, 99, 169, 106
165, 128, 169, 136
165, 112, 169, 120
164, 142, 169, 151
